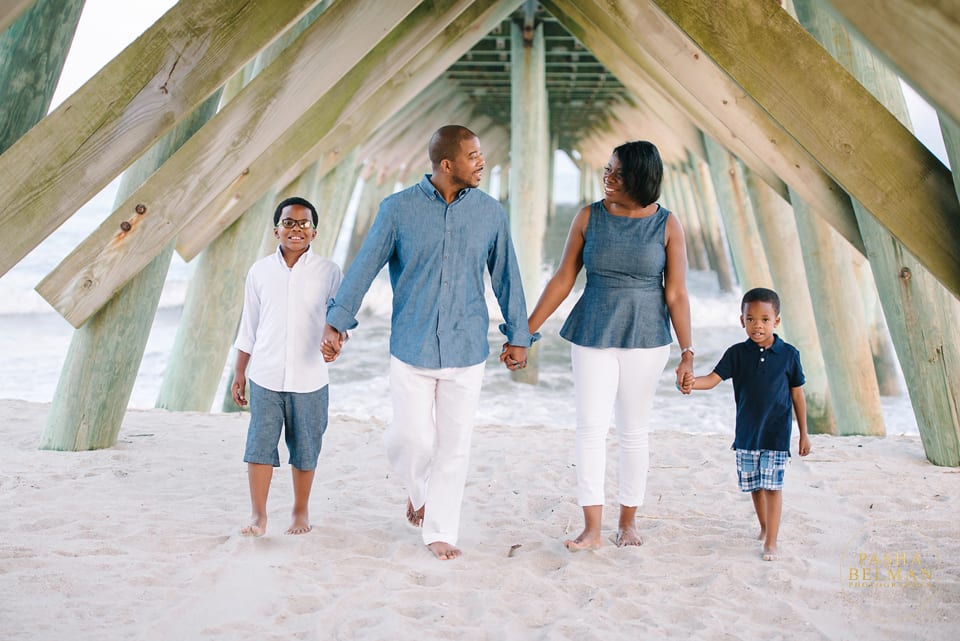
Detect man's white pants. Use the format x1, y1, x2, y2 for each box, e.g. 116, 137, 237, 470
386, 356, 486, 546
570, 343, 670, 507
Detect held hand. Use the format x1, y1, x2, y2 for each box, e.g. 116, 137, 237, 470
500, 344, 529, 371
678, 371, 694, 394
675, 357, 694, 395
231, 374, 247, 407
321, 324, 347, 362
798, 434, 812, 456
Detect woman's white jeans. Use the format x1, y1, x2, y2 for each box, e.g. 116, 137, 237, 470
386, 356, 486, 546
570, 343, 670, 507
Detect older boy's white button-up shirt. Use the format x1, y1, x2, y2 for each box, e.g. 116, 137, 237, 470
234, 247, 342, 393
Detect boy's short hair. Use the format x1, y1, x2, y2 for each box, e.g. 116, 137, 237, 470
273, 196, 319, 227
741, 287, 780, 315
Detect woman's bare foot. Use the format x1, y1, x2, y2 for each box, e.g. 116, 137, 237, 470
240, 516, 266, 537
762, 544, 778, 561
427, 541, 461, 560
613, 527, 643, 547
405, 498, 424, 527
286, 510, 311, 535
757, 527, 767, 541
564, 531, 603, 551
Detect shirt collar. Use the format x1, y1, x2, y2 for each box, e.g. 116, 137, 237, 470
743, 333, 783, 352
273, 245, 313, 268
420, 174, 470, 202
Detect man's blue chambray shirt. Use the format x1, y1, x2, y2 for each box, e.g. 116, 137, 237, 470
327, 175, 536, 369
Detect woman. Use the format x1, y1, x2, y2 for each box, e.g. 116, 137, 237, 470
523, 140, 693, 549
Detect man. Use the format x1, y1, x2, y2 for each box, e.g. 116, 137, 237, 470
323, 125, 535, 560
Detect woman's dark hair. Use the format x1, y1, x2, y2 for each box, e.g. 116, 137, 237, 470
273, 196, 319, 227
613, 140, 663, 206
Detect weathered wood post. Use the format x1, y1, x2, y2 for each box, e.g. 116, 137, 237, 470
40, 93, 222, 450
941, 116, 960, 201
509, 18, 549, 384
686, 153, 735, 292
744, 167, 840, 436
791, 192, 886, 436
796, 0, 960, 464
0, 0, 84, 154
701, 135, 772, 291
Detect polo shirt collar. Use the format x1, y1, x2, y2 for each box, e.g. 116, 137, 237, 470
743, 333, 783, 353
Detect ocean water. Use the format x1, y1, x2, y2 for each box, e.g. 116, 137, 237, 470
0, 183, 919, 438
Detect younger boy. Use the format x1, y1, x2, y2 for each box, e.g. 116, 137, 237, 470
231, 196, 342, 536
682, 287, 810, 560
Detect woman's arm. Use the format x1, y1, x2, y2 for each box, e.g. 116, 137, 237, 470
663, 211, 694, 387
526, 205, 589, 334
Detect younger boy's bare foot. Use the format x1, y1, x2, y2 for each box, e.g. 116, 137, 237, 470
427, 541, 461, 560
613, 527, 643, 547
405, 498, 424, 527
564, 531, 603, 551
240, 516, 267, 537
286, 512, 312, 535
762, 545, 778, 561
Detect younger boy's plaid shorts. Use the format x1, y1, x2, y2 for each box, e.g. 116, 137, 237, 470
735, 449, 788, 492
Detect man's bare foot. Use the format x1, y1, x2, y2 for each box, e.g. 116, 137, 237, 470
240, 516, 266, 537
564, 531, 603, 551
405, 498, 424, 527
427, 541, 461, 560
613, 527, 643, 547
762, 545, 778, 561
286, 512, 312, 535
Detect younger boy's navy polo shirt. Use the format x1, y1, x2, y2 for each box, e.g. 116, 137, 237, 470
713, 334, 805, 452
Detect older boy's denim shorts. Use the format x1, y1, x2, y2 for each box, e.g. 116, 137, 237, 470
735, 449, 787, 492
244, 380, 328, 470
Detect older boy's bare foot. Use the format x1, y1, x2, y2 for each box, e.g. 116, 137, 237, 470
240, 517, 266, 537
613, 527, 643, 547
405, 498, 424, 527
564, 532, 603, 551
286, 512, 312, 535
427, 541, 461, 560
762, 545, 778, 561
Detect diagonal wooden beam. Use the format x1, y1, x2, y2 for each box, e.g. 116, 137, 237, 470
0, 0, 321, 277
36, 0, 421, 327
545, 0, 864, 254
652, 0, 960, 298
175, 0, 523, 262
816, 0, 960, 128
0, 0, 34, 34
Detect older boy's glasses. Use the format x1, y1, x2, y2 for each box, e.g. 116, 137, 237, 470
278, 218, 314, 229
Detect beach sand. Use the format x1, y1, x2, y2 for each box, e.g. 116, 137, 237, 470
1, 398, 957, 640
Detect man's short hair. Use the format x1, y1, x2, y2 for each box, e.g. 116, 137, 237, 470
428, 125, 478, 166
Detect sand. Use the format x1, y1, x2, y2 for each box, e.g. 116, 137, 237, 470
1, 398, 957, 640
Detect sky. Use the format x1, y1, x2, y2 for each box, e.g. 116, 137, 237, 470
50, 0, 949, 166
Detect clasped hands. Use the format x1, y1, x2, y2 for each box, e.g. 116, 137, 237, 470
499, 342, 529, 371
321, 324, 349, 362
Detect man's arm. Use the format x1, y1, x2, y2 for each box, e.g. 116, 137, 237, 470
487, 213, 537, 351
326, 203, 396, 333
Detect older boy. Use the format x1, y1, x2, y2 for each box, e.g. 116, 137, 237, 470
232, 196, 342, 536
682, 287, 810, 560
